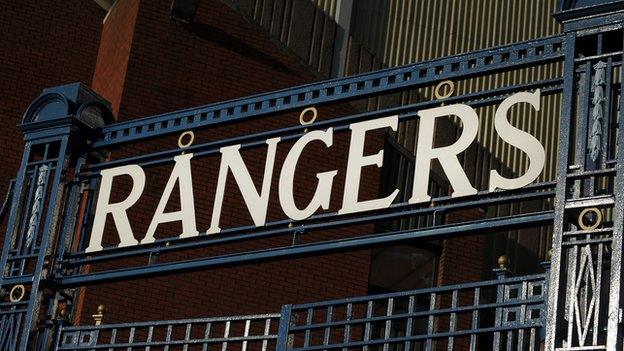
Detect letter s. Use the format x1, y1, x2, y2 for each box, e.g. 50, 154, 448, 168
489, 89, 545, 191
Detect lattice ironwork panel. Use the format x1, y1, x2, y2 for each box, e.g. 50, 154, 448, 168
282, 274, 547, 351
55, 314, 281, 351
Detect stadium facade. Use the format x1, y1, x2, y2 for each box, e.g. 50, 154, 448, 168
0, 0, 623, 350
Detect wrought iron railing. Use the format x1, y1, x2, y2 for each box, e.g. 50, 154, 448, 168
52, 270, 547, 351
54, 313, 282, 351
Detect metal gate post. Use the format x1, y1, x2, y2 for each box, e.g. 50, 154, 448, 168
0, 83, 111, 351
546, 2, 624, 350
276, 304, 293, 351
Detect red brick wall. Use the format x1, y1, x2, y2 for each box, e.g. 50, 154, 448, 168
0, 0, 104, 205
91, 0, 141, 116
438, 208, 488, 286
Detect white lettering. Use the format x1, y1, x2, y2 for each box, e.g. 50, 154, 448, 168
339, 116, 399, 214
142, 153, 199, 244
207, 138, 281, 234
279, 128, 337, 220
86, 165, 145, 252
410, 104, 479, 203
489, 90, 544, 191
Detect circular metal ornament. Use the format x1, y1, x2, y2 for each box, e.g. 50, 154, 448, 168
299, 107, 318, 125
578, 207, 602, 231
434, 80, 455, 100
178, 131, 195, 149
9, 284, 25, 302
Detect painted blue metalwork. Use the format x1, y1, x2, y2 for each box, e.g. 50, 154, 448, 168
545, 11, 624, 350
55, 313, 281, 350
54, 77, 562, 285
283, 272, 547, 351
58, 211, 554, 287
51, 270, 548, 351
92, 35, 565, 148
79, 77, 563, 175
0, 83, 112, 350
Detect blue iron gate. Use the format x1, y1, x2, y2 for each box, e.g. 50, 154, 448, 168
1, 1, 624, 350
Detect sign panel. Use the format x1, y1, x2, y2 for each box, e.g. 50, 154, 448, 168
86, 90, 545, 252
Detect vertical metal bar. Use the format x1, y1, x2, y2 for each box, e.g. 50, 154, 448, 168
470, 288, 480, 351
529, 327, 537, 351
382, 298, 394, 351
304, 308, 313, 348
202, 322, 211, 351
323, 306, 333, 349
448, 290, 458, 351
109, 328, 117, 351
164, 325, 172, 351
54, 154, 87, 265
262, 319, 271, 351
592, 243, 603, 346
127, 327, 135, 351
426, 292, 436, 351
276, 305, 293, 351
146, 326, 153, 351
493, 278, 506, 351
14, 165, 37, 275
404, 295, 415, 351
545, 32, 577, 351
363, 300, 373, 351
566, 244, 579, 346
183, 323, 192, 351
517, 283, 527, 350
342, 303, 352, 351
221, 320, 231, 351
241, 319, 250, 351
605, 33, 624, 350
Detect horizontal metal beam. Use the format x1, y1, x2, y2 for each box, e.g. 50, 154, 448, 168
291, 273, 546, 309
93, 35, 565, 148
55, 211, 554, 287
82, 78, 562, 174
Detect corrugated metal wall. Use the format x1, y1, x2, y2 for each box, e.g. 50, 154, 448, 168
349, 0, 562, 182
233, 0, 338, 77
351, 0, 560, 65
313, 0, 337, 18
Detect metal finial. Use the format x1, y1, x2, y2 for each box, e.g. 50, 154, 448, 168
497, 255, 509, 269
92, 304, 108, 325
58, 308, 68, 320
